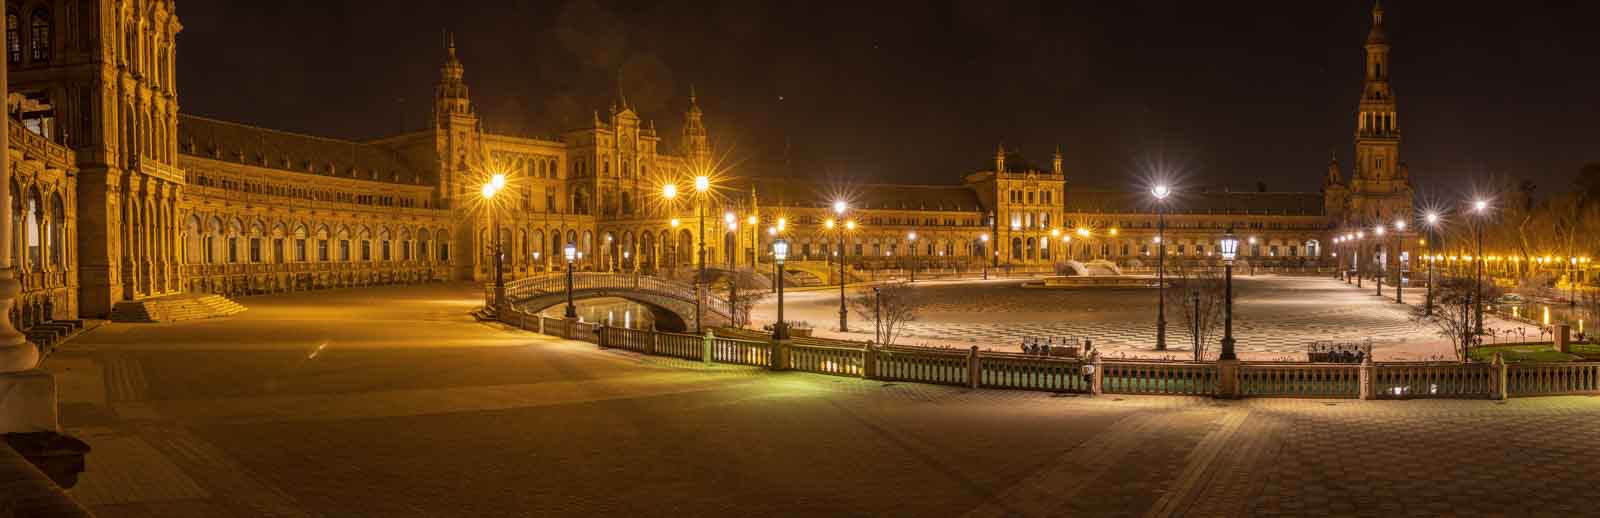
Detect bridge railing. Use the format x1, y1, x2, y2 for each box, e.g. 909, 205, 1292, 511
500, 272, 731, 317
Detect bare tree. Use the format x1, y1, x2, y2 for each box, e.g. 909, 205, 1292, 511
849, 282, 924, 345
1411, 276, 1502, 361
1162, 261, 1228, 361
728, 289, 768, 329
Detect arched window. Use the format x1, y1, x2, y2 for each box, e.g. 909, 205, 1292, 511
49, 193, 64, 269
6, 12, 20, 64
28, 9, 48, 62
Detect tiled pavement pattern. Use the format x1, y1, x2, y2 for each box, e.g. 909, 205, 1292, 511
759, 275, 1547, 361
47, 283, 1600, 517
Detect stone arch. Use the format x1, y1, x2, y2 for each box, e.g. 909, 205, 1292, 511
23, 186, 40, 270
417, 228, 432, 262
184, 214, 203, 264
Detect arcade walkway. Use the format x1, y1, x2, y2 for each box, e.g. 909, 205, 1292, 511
43, 283, 1600, 517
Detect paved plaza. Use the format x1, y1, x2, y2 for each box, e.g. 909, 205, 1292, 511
41, 283, 1595, 517
753, 275, 1545, 361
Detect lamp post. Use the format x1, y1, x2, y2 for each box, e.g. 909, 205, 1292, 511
724, 211, 737, 271
695, 175, 710, 333
972, 235, 985, 281
563, 242, 578, 318
482, 174, 507, 314
773, 238, 789, 340
663, 183, 678, 277
1423, 212, 1439, 316
1218, 228, 1240, 361
907, 232, 918, 282
830, 200, 852, 332
748, 214, 759, 269
1356, 230, 1364, 288
1375, 225, 1386, 297
841, 219, 857, 332
1473, 199, 1487, 335
1394, 220, 1406, 304
1153, 184, 1171, 351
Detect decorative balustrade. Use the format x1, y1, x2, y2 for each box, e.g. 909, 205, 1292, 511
874, 348, 970, 386
493, 310, 1600, 401
1102, 361, 1217, 396
711, 336, 771, 367
980, 353, 1089, 392
1239, 363, 1360, 398
1508, 363, 1600, 396
1374, 362, 1492, 399
654, 332, 703, 360
787, 343, 863, 377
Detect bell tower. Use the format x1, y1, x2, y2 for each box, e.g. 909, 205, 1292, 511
434, 33, 481, 211
1347, 1, 1412, 226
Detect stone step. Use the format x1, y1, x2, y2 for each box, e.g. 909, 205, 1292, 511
109, 294, 247, 323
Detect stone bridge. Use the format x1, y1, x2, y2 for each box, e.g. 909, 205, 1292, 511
496, 273, 731, 332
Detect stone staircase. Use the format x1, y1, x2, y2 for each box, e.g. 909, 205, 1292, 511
24, 319, 89, 356
109, 293, 247, 323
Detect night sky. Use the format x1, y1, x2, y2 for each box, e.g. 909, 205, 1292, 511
177, 1, 1599, 195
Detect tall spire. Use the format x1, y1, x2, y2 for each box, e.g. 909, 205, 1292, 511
682, 88, 710, 162
435, 31, 472, 120
994, 144, 1006, 173
1052, 145, 1064, 176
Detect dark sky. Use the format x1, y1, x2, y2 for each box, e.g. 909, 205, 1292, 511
177, 1, 1599, 195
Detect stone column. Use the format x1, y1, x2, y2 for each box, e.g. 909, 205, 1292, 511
1216, 359, 1241, 399
0, 0, 58, 431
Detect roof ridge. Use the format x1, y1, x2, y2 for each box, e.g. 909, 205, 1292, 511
180, 113, 375, 148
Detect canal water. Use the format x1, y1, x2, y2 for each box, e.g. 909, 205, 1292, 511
536, 297, 657, 330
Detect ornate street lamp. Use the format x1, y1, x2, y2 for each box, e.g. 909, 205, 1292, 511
1152, 184, 1171, 350
1473, 199, 1488, 335
1394, 219, 1407, 304
695, 175, 711, 333
907, 231, 918, 282
563, 242, 578, 318
748, 214, 759, 269
980, 233, 990, 280
1424, 211, 1439, 316
482, 174, 506, 314
772, 238, 789, 340
1218, 228, 1240, 361
841, 218, 857, 333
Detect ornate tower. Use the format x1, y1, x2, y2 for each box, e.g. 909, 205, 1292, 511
434, 33, 481, 211
680, 87, 710, 166
1347, 1, 1412, 225
1052, 146, 1064, 176
432, 34, 481, 281
994, 144, 1006, 173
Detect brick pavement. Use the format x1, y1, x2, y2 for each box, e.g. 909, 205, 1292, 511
41, 283, 1600, 517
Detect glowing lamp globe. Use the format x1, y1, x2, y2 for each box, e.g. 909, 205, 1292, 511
1219, 229, 1239, 262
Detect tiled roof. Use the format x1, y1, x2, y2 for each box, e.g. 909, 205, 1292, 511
177, 115, 423, 184
1065, 189, 1325, 216
731, 177, 985, 212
